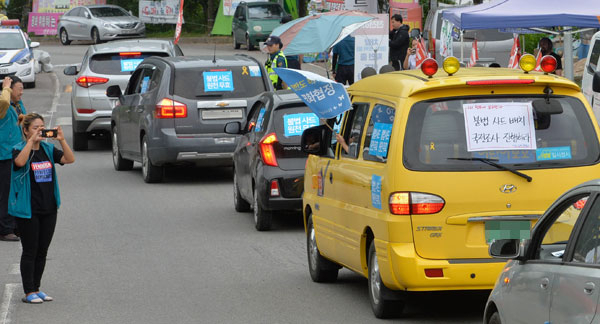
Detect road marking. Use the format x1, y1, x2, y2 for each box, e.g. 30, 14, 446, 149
8, 264, 18, 275
46, 72, 60, 128
56, 117, 72, 126
0, 283, 19, 324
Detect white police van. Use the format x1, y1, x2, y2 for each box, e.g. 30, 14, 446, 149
0, 19, 39, 88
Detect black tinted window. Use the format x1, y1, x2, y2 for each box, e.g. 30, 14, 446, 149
589, 40, 600, 72
273, 106, 319, 144
174, 66, 267, 99
404, 96, 600, 171
89, 52, 169, 75
248, 4, 283, 19
90, 7, 129, 17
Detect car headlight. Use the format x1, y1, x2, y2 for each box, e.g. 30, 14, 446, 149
253, 25, 262, 32
102, 22, 117, 29
17, 54, 32, 65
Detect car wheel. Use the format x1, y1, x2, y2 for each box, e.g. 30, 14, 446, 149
246, 35, 254, 51
233, 171, 251, 212
368, 241, 405, 318
91, 27, 101, 44
253, 187, 272, 231
307, 214, 339, 282
59, 28, 71, 45
141, 135, 163, 183
233, 33, 240, 49
488, 312, 501, 324
72, 125, 88, 151
112, 127, 133, 171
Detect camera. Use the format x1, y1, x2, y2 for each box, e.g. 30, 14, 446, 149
41, 129, 58, 138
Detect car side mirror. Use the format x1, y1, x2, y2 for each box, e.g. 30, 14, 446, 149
85, 12, 91, 19
106, 85, 123, 102
593, 71, 600, 92
224, 121, 242, 134
301, 125, 330, 156
63, 66, 78, 75
30, 41, 40, 49
281, 15, 292, 23
489, 239, 521, 259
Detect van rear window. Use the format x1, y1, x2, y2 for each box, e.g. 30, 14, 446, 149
174, 66, 267, 99
274, 106, 319, 144
89, 52, 169, 75
404, 96, 600, 171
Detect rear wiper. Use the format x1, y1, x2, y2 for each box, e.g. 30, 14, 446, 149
447, 157, 532, 182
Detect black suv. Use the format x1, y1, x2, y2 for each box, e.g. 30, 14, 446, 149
226, 90, 322, 230
107, 55, 271, 183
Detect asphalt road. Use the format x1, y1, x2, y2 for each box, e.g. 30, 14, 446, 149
0, 40, 487, 324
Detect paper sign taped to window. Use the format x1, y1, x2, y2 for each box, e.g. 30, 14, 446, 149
283, 113, 319, 137
463, 102, 536, 151
121, 58, 144, 72
203, 71, 234, 92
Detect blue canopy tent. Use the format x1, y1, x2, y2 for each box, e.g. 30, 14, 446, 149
442, 0, 600, 80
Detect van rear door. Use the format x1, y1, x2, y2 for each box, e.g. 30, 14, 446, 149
402, 95, 600, 259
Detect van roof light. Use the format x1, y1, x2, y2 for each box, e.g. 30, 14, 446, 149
442, 57, 460, 76
540, 55, 557, 74
421, 58, 438, 78
519, 54, 536, 73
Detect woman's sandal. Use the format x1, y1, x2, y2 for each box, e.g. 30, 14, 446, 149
37, 291, 53, 301
22, 293, 43, 304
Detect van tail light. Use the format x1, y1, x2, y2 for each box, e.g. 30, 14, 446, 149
425, 268, 444, 277
259, 133, 278, 167
389, 192, 445, 215
270, 179, 280, 196
155, 98, 187, 119
76, 76, 109, 88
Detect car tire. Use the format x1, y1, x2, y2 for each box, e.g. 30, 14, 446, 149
24, 80, 35, 89
253, 187, 272, 231
72, 127, 88, 151
246, 35, 254, 51
59, 28, 71, 45
233, 33, 240, 49
112, 127, 133, 171
368, 241, 405, 318
488, 312, 501, 324
141, 135, 163, 183
307, 214, 339, 282
233, 171, 251, 212
91, 27, 101, 44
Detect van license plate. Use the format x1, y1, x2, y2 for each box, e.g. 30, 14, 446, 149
202, 109, 243, 120
484, 220, 531, 243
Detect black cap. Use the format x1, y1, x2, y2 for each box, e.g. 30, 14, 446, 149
265, 35, 282, 46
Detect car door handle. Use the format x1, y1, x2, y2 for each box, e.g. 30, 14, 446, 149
584, 282, 595, 295
329, 172, 333, 183
540, 278, 550, 289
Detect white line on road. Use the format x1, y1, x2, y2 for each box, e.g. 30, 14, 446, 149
47, 72, 60, 128
1, 283, 20, 324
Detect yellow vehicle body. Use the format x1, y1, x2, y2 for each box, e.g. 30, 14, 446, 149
303, 67, 600, 293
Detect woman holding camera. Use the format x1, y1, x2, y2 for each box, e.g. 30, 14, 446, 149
10, 113, 74, 304
403, 38, 419, 70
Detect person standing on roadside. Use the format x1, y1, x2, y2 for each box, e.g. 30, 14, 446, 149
389, 14, 410, 71
403, 38, 419, 70
10, 113, 75, 303
264, 35, 288, 89
331, 35, 355, 85
0, 76, 26, 242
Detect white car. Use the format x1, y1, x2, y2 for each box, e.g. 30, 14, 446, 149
581, 29, 600, 109
0, 19, 39, 88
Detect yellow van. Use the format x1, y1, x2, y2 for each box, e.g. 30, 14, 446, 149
300, 56, 600, 318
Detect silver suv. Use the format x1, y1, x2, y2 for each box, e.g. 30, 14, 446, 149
63, 39, 183, 150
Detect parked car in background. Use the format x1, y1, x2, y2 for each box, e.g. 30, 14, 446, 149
423, 5, 512, 66
57, 4, 145, 45
581, 30, 600, 111
0, 19, 39, 88
232, 1, 287, 50
108, 55, 271, 183
484, 179, 600, 324
63, 39, 183, 151
226, 90, 319, 231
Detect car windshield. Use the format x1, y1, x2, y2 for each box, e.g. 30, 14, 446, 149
248, 5, 283, 19
89, 52, 170, 75
174, 66, 267, 99
0, 33, 25, 50
404, 96, 600, 171
90, 7, 129, 17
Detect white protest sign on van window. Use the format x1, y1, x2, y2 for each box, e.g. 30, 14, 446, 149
463, 102, 536, 152
439, 19, 454, 58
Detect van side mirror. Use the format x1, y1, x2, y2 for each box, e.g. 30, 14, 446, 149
489, 239, 521, 259
301, 125, 330, 156
593, 71, 600, 92
224, 121, 242, 134
63, 66, 78, 75
106, 85, 123, 99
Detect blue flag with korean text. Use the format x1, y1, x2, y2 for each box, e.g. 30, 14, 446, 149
273, 68, 351, 119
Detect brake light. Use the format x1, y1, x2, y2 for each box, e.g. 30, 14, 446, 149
425, 268, 444, 278
270, 179, 280, 196
119, 52, 142, 56
421, 58, 438, 78
466, 79, 535, 86
76, 108, 96, 114
259, 133, 278, 167
540, 55, 557, 74
389, 192, 445, 215
155, 98, 187, 118
76, 76, 109, 88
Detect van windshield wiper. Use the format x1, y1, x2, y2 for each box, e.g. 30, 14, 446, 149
447, 157, 532, 182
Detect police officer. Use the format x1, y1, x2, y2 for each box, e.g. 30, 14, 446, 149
264, 35, 287, 90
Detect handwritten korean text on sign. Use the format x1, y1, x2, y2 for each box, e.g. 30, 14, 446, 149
463, 102, 536, 152
203, 71, 234, 92
283, 113, 319, 137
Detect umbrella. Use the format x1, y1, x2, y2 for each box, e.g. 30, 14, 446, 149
270, 10, 376, 56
